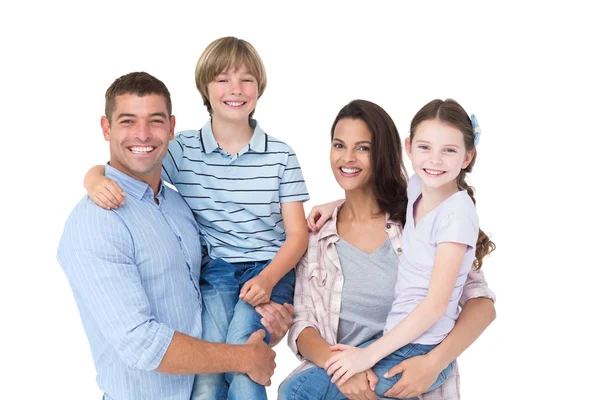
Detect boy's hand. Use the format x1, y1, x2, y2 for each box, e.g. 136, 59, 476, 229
87, 176, 126, 210
255, 302, 293, 347
306, 199, 343, 233
240, 274, 274, 306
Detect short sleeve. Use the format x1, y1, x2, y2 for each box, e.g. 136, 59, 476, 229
279, 145, 310, 203
161, 135, 184, 185
436, 210, 478, 250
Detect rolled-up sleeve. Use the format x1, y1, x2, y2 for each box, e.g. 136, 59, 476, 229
288, 251, 320, 360
459, 268, 496, 308
57, 203, 174, 371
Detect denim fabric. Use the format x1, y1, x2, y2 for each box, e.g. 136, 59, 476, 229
192, 257, 295, 400
279, 340, 454, 400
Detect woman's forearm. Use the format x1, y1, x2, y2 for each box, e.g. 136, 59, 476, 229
296, 327, 337, 368
428, 297, 496, 369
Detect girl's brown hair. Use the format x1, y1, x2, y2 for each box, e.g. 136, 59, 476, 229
410, 99, 496, 269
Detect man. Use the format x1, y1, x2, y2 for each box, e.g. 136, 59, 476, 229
57, 71, 290, 400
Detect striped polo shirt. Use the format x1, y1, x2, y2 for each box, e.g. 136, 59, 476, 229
161, 119, 310, 263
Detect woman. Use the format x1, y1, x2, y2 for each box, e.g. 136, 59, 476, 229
279, 100, 496, 399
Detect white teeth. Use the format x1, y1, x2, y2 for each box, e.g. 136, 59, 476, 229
424, 169, 444, 175
225, 101, 244, 106
341, 167, 361, 174
130, 146, 154, 153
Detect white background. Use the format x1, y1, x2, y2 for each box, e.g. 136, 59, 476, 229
1, 1, 599, 399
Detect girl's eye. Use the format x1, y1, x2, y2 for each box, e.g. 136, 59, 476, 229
444, 148, 457, 153
417, 145, 429, 150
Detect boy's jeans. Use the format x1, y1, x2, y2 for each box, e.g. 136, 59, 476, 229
192, 257, 295, 400
278, 340, 454, 400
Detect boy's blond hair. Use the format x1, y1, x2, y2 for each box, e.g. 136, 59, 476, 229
195, 37, 267, 117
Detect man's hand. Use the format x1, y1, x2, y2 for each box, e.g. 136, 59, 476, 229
256, 302, 293, 347
240, 274, 274, 306
384, 353, 442, 399
244, 330, 276, 386
337, 369, 378, 400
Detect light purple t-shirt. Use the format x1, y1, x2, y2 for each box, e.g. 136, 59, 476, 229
383, 174, 479, 344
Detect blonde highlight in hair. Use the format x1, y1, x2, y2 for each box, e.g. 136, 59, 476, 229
410, 99, 496, 269
195, 37, 267, 117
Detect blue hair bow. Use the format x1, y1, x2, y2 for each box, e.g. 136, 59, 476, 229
471, 114, 481, 147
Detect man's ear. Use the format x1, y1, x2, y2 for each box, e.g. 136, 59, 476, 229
101, 116, 111, 142
169, 115, 176, 141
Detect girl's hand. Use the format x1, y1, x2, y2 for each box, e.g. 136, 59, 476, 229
240, 274, 274, 306
306, 199, 343, 233
383, 353, 443, 399
324, 344, 374, 387
86, 176, 126, 210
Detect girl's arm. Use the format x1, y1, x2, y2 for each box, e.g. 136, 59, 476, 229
239, 201, 309, 306
383, 296, 495, 398
325, 242, 467, 386
84, 164, 126, 210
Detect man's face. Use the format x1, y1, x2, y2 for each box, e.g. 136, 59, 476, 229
101, 94, 175, 187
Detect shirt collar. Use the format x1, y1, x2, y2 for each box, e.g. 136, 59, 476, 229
316, 201, 401, 242
200, 118, 268, 154
105, 164, 165, 201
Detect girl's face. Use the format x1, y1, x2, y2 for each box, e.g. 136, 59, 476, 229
207, 64, 258, 123
330, 118, 373, 194
406, 119, 473, 190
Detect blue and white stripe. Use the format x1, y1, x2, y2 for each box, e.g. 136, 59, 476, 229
57, 165, 204, 400
162, 119, 310, 263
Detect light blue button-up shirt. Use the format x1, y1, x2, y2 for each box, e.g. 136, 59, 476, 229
57, 165, 203, 400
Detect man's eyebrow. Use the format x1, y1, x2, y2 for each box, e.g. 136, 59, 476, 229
115, 113, 136, 119
150, 112, 168, 119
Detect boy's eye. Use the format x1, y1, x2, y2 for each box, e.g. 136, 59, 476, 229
444, 148, 457, 153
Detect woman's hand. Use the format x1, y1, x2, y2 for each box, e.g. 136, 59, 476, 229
255, 301, 294, 347
383, 353, 443, 399
337, 369, 378, 400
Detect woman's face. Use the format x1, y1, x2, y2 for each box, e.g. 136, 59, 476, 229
330, 118, 373, 194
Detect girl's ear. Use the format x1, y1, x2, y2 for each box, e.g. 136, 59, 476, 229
462, 149, 475, 169
405, 137, 412, 160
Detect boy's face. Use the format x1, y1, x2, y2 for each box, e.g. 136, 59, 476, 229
207, 65, 258, 123
101, 93, 175, 186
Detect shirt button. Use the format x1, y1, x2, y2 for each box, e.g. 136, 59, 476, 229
397, 248, 403, 253
386, 223, 391, 229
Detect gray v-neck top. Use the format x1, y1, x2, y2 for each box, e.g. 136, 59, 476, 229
335, 237, 398, 346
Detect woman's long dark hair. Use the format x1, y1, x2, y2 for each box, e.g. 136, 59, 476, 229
331, 100, 409, 226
